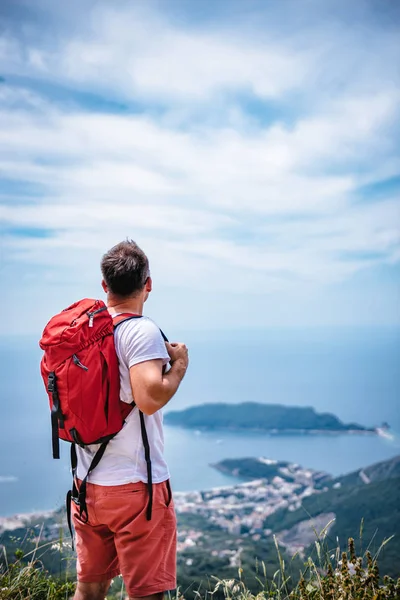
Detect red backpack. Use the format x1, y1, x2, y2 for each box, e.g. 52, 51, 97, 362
39, 298, 158, 534
39, 298, 135, 458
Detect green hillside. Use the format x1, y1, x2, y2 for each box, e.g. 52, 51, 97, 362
264, 475, 400, 578
210, 455, 400, 577
326, 454, 400, 489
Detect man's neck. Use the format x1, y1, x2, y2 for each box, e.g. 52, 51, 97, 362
107, 294, 144, 316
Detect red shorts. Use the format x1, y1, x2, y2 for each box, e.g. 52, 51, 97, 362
72, 479, 177, 597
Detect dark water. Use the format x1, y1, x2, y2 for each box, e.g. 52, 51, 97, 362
0, 328, 399, 517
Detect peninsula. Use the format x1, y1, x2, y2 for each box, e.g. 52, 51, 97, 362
164, 402, 376, 434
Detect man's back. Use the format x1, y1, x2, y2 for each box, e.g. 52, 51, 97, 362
76, 315, 170, 485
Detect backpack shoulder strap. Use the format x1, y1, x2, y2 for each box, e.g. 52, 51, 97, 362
112, 313, 142, 329
112, 313, 169, 342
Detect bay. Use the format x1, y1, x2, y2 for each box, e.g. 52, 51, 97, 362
0, 327, 399, 518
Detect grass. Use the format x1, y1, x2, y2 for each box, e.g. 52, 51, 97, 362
0, 525, 75, 600
0, 529, 399, 599
0, 551, 74, 599
206, 532, 400, 600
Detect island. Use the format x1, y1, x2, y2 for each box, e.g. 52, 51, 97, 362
164, 402, 377, 434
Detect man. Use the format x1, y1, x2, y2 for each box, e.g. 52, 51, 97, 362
72, 240, 189, 600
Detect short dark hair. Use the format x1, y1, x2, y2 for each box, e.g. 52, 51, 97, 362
101, 240, 149, 297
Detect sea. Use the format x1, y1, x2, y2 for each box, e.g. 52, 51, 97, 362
1, 326, 399, 518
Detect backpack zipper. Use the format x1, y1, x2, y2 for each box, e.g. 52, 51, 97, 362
72, 354, 89, 371
87, 305, 107, 327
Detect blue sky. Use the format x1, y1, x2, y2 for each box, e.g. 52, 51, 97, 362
1, 0, 399, 335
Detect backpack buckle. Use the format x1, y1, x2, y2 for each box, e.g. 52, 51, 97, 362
47, 372, 56, 393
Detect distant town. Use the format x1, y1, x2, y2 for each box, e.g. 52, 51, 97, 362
175, 458, 331, 557
0, 457, 332, 559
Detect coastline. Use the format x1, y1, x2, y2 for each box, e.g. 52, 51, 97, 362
1, 448, 398, 532
170, 425, 379, 436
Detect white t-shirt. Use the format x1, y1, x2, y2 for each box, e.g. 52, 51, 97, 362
76, 315, 171, 485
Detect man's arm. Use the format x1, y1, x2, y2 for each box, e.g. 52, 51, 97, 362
129, 343, 188, 416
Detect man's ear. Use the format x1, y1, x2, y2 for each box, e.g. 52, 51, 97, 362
145, 276, 153, 293
101, 280, 108, 293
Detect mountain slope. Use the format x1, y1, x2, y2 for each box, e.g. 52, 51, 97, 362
264, 473, 400, 578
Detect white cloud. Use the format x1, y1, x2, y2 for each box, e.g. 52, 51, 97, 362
0, 4, 311, 103
1, 87, 399, 289
0, 0, 399, 331
2, 202, 233, 236
2, 0, 398, 108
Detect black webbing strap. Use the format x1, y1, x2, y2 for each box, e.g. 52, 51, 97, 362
66, 441, 109, 548
69, 428, 84, 447
66, 443, 79, 549
47, 372, 64, 459
50, 411, 60, 460
70, 443, 79, 502
166, 479, 172, 507
159, 329, 168, 343
66, 490, 74, 550
78, 441, 109, 523
139, 411, 153, 520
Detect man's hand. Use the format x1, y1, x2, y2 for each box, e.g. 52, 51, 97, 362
129, 343, 189, 416
166, 342, 189, 370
